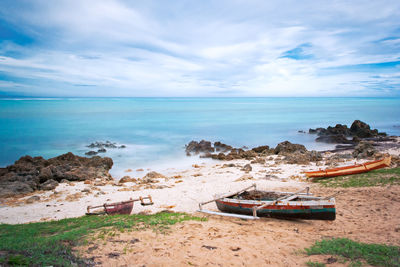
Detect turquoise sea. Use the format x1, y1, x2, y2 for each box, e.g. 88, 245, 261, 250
1, 97, 400, 178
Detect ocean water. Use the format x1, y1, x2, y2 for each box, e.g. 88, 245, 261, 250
1, 97, 400, 178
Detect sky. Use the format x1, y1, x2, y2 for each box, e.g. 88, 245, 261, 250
0, 0, 399, 97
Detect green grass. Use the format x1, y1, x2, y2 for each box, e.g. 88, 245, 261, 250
306, 261, 326, 267
305, 238, 400, 267
0, 212, 204, 266
314, 167, 400, 188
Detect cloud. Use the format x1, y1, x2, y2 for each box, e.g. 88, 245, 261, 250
0, 0, 399, 96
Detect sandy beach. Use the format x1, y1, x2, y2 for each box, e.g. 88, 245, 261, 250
0, 136, 399, 266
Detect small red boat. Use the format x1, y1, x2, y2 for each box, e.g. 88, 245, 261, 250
86, 195, 153, 215
305, 156, 391, 179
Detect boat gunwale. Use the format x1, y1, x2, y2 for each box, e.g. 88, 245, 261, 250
304, 157, 391, 177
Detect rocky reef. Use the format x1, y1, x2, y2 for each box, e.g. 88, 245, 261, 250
309, 120, 387, 144
85, 141, 126, 156
185, 140, 321, 164
0, 152, 113, 198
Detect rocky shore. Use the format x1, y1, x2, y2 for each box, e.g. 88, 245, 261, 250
0, 152, 113, 198
0, 120, 399, 224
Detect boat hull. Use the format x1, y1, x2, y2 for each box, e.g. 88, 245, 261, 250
305, 157, 391, 178
216, 200, 336, 220
104, 201, 134, 215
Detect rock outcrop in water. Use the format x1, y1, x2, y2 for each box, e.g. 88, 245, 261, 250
0, 152, 113, 198
309, 120, 387, 144
85, 141, 126, 156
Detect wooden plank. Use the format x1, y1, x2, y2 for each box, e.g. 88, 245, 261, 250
199, 184, 256, 207
197, 209, 259, 220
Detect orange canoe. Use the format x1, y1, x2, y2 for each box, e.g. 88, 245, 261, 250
305, 156, 391, 179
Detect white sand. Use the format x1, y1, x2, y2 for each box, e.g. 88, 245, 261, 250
1, 139, 398, 225
0, 156, 311, 224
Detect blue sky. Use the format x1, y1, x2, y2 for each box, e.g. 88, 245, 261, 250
0, 0, 399, 97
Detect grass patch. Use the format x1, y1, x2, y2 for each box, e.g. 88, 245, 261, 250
305, 238, 400, 267
0, 212, 204, 266
314, 167, 400, 188
306, 261, 326, 267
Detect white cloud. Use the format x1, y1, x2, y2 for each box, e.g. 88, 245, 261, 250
0, 0, 400, 96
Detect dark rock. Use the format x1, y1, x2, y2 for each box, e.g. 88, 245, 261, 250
350, 120, 386, 138
311, 120, 386, 144
316, 134, 352, 144
0, 152, 113, 198
239, 150, 258, 159
119, 176, 136, 183
214, 141, 233, 152
85, 151, 98, 156
40, 179, 59, 190
274, 141, 307, 154
97, 148, 106, 153
251, 145, 270, 153
222, 163, 236, 168
241, 164, 252, 172
185, 140, 215, 155
88, 141, 125, 150
0, 181, 33, 198
283, 150, 322, 165
26, 195, 40, 203
309, 127, 327, 135
352, 141, 377, 159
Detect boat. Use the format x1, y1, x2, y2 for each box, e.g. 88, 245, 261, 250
86, 195, 153, 215
304, 156, 391, 179
198, 184, 336, 220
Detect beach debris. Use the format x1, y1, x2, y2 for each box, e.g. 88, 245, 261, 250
130, 238, 140, 244
251, 157, 266, 164
234, 174, 254, 182
65, 192, 83, 202
241, 164, 252, 172
107, 252, 120, 258
25, 195, 40, 203
143, 171, 166, 179
159, 204, 176, 209
202, 245, 217, 250
125, 169, 132, 172
86, 195, 153, 215
87, 245, 99, 253
326, 257, 337, 264
39, 179, 59, 191
119, 176, 137, 183
222, 163, 236, 168
136, 168, 144, 171
230, 247, 241, 251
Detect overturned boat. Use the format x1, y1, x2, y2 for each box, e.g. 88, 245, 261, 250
198, 184, 336, 220
305, 156, 391, 179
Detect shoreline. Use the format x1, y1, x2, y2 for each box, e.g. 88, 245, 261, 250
1, 135, 399, 224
